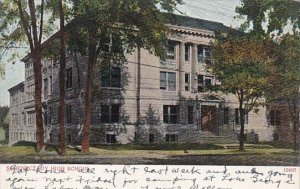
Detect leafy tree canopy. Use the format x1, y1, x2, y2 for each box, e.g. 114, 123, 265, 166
236, 0, 300, 37
210, 32, 277, 112
268, 33, 300, 101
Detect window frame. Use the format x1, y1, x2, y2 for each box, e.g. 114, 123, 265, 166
188, 106, 194, 124
66, 104, 72, 124
160, 71, 176, 91
197, 45, 211, 63
235, 108, 249, 125
185, 73, 190, 91
106, 134, 116, 144
167, 40, 176, 60
66, 68, 73, 89
185, 45, 190, 62
101, 104, 120, 124
101, 66, 121, 88
197, 74, 214, 92
149, 134, 155, 143
270, 110, 280, 126
163, 105, 179, 124
166, 134, 179, 142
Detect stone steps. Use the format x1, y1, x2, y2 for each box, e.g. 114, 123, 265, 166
200, 131, 238, 144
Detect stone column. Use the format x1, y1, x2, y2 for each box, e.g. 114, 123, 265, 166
191, 44, 198, 92
179, 42, 185, 94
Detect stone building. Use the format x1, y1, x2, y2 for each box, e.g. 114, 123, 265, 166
8, 14, 275, 145
269, 99, 300, 144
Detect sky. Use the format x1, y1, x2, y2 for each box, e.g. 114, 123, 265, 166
0, 0, 243, 106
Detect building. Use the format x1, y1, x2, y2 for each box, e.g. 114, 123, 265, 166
8, 14, 275, 145
269, 98, 300, 144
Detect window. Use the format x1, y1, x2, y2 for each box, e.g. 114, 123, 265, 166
27, 111, 35, 126
204, 46, 211, 63
185, 74, 190, 91
106, 134, 116, 143
49, 107, 52, 124
270, 110, 280, 126
101, 67, 121, 88
27, 84, 35, 101
44, 111, 48, 125
197, 45, 211, 63
66, 104, 72, 124
43, 78, 48, 100
160, 72, 176, 91
185, 45, 190, 61
166, 134, 178, 142
25, 62, 33, 78
163, 105, 179, 124
22, 112, 26, 126
101, 104, 120, 123
49, 76, 52, 94
224, 107, 229, 125
149, 134, 154, 143
197, 75, 213, 92
100, 34, 111, 53
67, 134, 72, 144
197, 75, 204, 92
235, 108, 249, 125
66, 68, 73, 89
188, 106, 194, 124
167, 40, 176, 60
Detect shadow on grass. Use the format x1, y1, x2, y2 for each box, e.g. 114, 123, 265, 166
91, 143, 225, 151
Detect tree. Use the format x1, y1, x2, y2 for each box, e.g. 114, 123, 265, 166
57, 0, 67, 156
0, 106, 9, 128
236, 0, 300, 151
67, 0, 182, 153
209, 33, 276, 151
0, 106, 9, 141
269, 33, 300, 151
236, 0, 300, 38
0, 64, 4, 79
0, 0, 48, 151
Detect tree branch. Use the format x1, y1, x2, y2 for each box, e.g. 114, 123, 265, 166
16, 0, 34, 51
28, 0, 39, 48
38, 0, 44, 44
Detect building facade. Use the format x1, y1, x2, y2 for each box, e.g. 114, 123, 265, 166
8, 14, 275, 145
269, 99, 300, 144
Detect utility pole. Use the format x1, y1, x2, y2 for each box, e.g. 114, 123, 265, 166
136, 47, 141, 143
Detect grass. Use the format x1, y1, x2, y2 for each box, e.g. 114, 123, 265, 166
258, 141, 295, 149
0, 142, 295, 158
0, 142, 298, 165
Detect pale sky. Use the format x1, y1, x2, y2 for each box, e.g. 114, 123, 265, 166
0, 0, 243, 106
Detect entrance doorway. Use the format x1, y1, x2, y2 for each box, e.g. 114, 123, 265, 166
201, 105, 218, 135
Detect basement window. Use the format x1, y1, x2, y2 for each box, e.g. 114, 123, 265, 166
166, 134, 178, 142
106, 134, 116, 144
149, 134, 155, 143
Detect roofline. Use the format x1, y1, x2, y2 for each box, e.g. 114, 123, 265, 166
20, 13, 233, 62
8, 82, 24, 93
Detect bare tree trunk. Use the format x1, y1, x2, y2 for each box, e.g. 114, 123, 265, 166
239, 91, 245, 151
32, 48, 45, 151
58, 0, 66, 156
28, 0, 45, 151
81, 32, 97, 153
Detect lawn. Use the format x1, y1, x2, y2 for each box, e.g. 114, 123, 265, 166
0, 142, 298, 165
